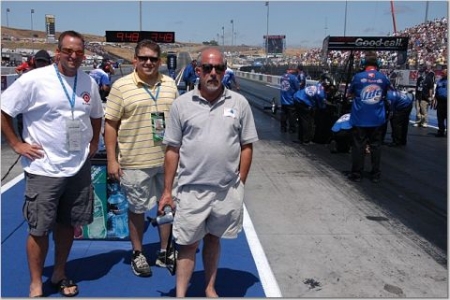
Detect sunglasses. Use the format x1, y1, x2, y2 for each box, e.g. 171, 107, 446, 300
137, 56, 160, 63
201, 64, 226, 73
59, 48, 84, 57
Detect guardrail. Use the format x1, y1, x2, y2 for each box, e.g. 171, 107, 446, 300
235, 70, 318, 87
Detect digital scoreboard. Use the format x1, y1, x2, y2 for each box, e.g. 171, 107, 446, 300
105, 31, 175, 43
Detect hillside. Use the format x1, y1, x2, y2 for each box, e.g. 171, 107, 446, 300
1, 26, 307, 59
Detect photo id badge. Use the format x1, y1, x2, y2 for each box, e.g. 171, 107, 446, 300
151, 112, 165, 141
66, 119, 82, 152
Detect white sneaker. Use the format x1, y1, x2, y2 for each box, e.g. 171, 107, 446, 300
413, 123, 419, 127
421, 123, 428, 128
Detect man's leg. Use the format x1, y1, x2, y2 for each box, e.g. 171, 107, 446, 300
129, 211, 145, 252
27, 234, 49, 297
203, 234, 221, 297
176, 241, 200, 297
51, 224, 77, 295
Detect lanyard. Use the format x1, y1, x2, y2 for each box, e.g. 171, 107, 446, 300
143, 84, 160, 110
54, 64, 78, 119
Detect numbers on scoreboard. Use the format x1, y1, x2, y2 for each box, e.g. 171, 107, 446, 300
150, 32, 174, 43
116, 32, 140, 42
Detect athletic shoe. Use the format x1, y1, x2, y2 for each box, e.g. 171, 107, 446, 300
131, 251, 152, 277
329, 140, 338, 153
347, 173, 362, 182
155, 248, 176, 268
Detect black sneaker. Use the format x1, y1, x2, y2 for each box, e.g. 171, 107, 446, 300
131, 251, 152, 277
347, 173, 362, 182
371, 172, 381, 183
155, 248, 176, 268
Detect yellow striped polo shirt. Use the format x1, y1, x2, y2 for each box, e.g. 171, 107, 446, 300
105, 71, 179, 169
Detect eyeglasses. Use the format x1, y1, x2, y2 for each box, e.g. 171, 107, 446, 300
201, 64, 226, 73
59, 48, 84, 57
137, 56, 160, 63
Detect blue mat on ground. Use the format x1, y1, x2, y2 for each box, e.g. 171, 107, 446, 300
1, 179, 265, 297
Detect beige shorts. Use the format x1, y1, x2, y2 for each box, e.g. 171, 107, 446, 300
120, 167, 164, 214
173, 180, 245, 245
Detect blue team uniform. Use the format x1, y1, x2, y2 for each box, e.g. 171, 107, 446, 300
183, 64, 198, 87
386, 89, 413, 146
279, 72, 300, 132
222, 68, 236, 89
280, 73, 299, 105
348, 69, 391, 127
293, 83, 327, 109
293, 83, 328, 143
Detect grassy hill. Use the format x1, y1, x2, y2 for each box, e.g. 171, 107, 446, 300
1, 26, 307, 60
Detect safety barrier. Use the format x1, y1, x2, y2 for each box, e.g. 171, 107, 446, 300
235, 70, 318, 86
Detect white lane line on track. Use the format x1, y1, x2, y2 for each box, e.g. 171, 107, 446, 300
1, 173, 24, 193
243, 203, 282, 297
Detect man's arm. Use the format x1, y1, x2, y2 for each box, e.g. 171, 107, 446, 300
158, 145, 180, 213
89, 117, 102, 157
239, 143, 253, 184
1, 110, 43, 160
104, 119, 122, 180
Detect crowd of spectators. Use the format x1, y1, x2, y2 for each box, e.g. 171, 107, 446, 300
298, 17, 447, 70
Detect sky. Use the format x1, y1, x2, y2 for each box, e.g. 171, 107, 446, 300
1, 0, 448, 48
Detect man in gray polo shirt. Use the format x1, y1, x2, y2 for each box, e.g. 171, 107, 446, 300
159, 47, 258, 297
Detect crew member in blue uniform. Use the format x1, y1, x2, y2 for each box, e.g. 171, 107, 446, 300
433, 69, 447, 137
297, 65, 306, 90
293, 73, 335, 144
387, 88, 413, 146
182, 59, 198, 91
346, 51, 391, 183
222, 62, 240, 91
279, 68, 300, 133
329, 113, 352, 153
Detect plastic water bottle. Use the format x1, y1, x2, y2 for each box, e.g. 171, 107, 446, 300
87, 187, 107, 239
106, 182, 129, 239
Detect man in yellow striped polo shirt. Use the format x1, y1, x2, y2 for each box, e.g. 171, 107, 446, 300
104, 39, 179, 277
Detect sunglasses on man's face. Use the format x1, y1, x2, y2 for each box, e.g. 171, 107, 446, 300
59, 48, 84, 57
137, 56, 160, 63
200, 64, 226, 73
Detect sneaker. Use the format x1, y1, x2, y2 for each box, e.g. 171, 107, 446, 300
347, 173, 362, 182
420, 123, 428, 128
371, 175, 381, 183
131, 251, 152, 277
413, 123, 419, 127
155, 248, 176, 268
329, 140, 338, 153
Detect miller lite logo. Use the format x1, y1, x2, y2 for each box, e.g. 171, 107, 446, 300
360, 84, 382, 105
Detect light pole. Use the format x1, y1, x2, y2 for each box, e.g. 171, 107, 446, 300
230, 19, 234, 46
222, 26, 224, 47
6, 8, 10, 27
139, 1, 142, 31
30, 9, 34, 42
265, 1, 269, 66
344, 1, 347, 36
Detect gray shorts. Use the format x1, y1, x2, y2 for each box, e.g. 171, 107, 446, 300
120, 166, 164, 214
23, 159, 93, 237
173, 180, 245, 245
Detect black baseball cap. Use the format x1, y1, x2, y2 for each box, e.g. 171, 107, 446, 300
34, 50, 51, 68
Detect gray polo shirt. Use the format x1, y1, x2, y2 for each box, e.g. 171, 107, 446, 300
163, 88, 259, 189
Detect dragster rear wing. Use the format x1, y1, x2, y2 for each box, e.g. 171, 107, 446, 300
322, 36, 409, 53
322, 35, 409, 65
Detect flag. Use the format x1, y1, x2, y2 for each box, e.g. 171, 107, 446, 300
265, 1, 269, 6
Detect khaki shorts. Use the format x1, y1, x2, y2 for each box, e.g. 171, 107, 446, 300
23, 159, 93, 236
120, 167, 164, 214
173, 180, 245, 245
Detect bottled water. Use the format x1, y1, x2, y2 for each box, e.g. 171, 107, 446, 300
87, 186, 107, 239
106, 182, 129, 239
